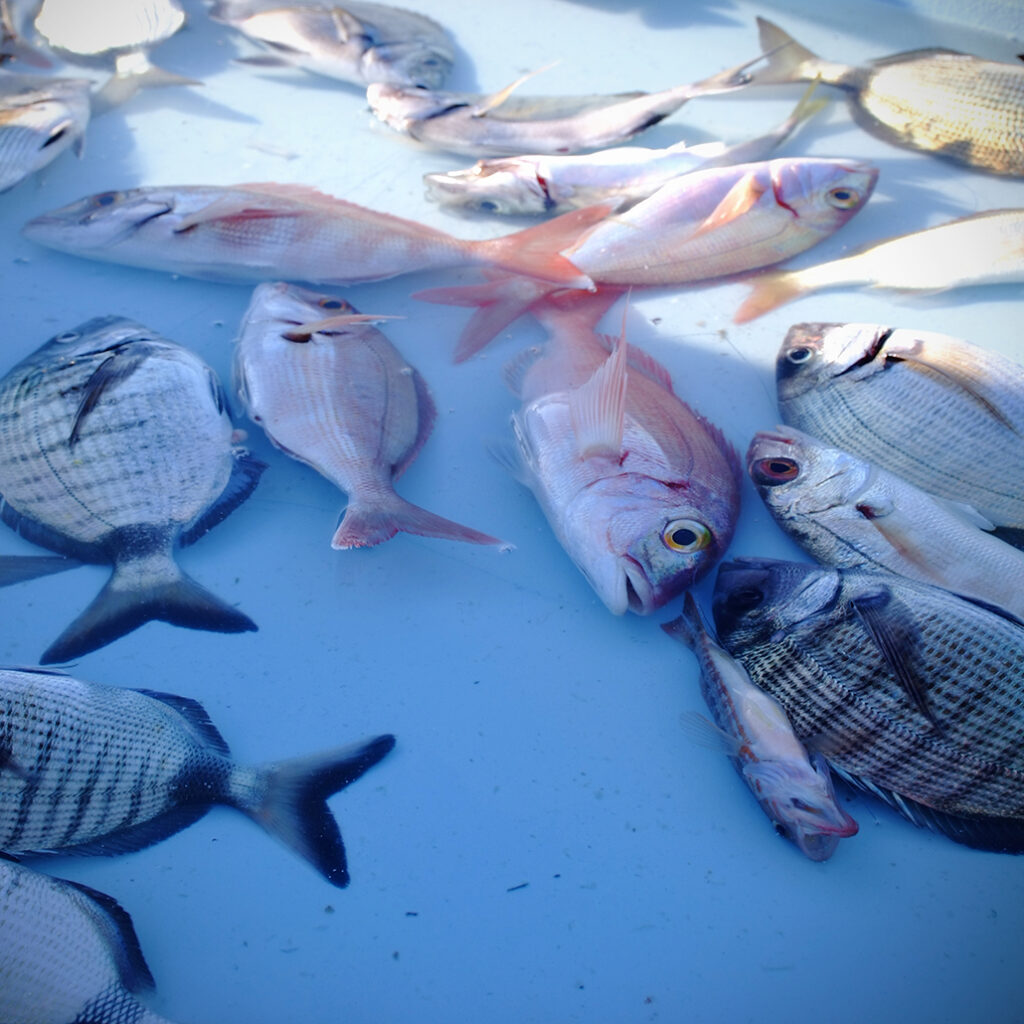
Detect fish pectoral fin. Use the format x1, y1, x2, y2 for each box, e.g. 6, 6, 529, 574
472, 60, 560, 117
932, 496, 996, 532
173, 198, 301, 233
569, 335, 627, 460
678, 709, 741, 755
69, 347, 156, 447
283, 312, 404, 342
688, 171, 768, 241
330, 7, 365, 43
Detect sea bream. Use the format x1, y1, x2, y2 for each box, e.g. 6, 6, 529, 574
0, 316, 265, 663
0, 857, 180, 1024
233, 282, 503, 549
209, 0, 455, 89
0, 666, 396, 884
774, 322, 1024, 538
713, 559, 1024, 853
747, 425, 1024, 618
496, 292, 741, 614
21, 181, 607, 288
662, 593, 857, 861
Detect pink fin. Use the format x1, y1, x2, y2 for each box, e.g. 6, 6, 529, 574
176, 197, 302, 232
570, 335, 627, 459
331, 495, 505, 549
530, 286, 627, 336
689, 171, 767, 241
733, 270, 806, 323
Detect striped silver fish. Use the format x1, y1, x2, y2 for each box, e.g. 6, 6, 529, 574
0, 857, 178, 1024
712, 559, 1024, 853
0, 316, 265, 663
0, 666, 396, 886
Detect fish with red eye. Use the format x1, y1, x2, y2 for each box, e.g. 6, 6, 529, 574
751, 456, 801, 485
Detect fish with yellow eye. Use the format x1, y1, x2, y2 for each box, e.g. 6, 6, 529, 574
495, 290, 741, 614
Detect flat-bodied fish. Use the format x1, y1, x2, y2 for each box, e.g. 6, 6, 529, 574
0, 666, 395, 885
713, 558, 1024, 853
731, 17, 1024, 175
775, 321, 1024, 538
663, 593, 858, 860
0, 72, 90, 192
22, 181, 607, 289
418, 157, 877, 360
496, 291, 740, 614
423, 82, 827, 216
747, 426, 1024, 618
0, 316, 265, 663
0, 857, 180, 1024
735, 208, 1024, 321
233, 282, 503, 549
209, 0, 455, 88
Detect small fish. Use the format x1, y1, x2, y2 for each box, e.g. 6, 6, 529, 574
233, 282, 503, 549
423, 81, 827, 216
209, 0, 455, 89
418, 157, 877, 359
713, 558, 1024, 853
496, 291, 741, 614
747, 425, 1024, 618
775, 322, 1024, 537
22, 181, 608, 289
735, 208, 1024, 321
0, 72, 90, 192
0, 857, 180, 1024
662, 593, 858, 860
0, 316, 265, 663
731, 17, 1024, 175
0, 667, 395, 885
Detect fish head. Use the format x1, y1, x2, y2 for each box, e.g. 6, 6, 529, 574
361, 41, 454, 91
16, 314, 157, 375
367, 82, 463, 131
423, 161, 549, 216
766, 157, 877, 238
243, 280, 359, 329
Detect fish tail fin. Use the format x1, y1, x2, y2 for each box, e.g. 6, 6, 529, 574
660, 592, 703, 649
234, 735, 396, 888
92, 60, 201, 113
332, 492, 506, 550
733, 270, 808, 323
748, 18, 842, 86
40, 562, 256, 664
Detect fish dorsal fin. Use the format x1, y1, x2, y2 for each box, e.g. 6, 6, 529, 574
502, 344, 544, 398
330, 6, 364, 42
180, 448, 266, 546
570, 333, 627, 460
623, 340, 675, 393
282, 313, 403, 342
69, 343, 160, 447
134, 689, 231, 755
472, 61, 560, 117
689, 171, 767, 240
394, 365, 436, 479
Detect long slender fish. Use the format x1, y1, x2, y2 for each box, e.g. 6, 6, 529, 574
730, 17, 1024, 175
775, 321, 1024, 538
0, 857, 180, 1024
747, 425, 1024, 618
233, 282, 503, 549
713, 559, 1024, 853
663, 593, 857, 860
22, 181, 607, 288
209, 0, 455, 88
736, 208, 1024, 321
0, 316, 265, 663
0, 666, 395, 885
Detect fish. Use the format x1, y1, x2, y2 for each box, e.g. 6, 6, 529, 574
774, 321, 1024, 538
0, 666, 395, 884
0, 0, 50, 66
712, 558, 1024, 853
495, 290, 741, 614
209, 0, 455, 89
0, 315, 266, 663
747, 425, 1024, 618
735, 208, 1024, 321
730, 17, 1024, 176
22, 181, 609, 289
233, 282, 504, 549
662, 593, 858, 860
418, 157, 878, 360
0, 857, 180, 1024
0, 72, 91, 192
422, 81, 827, 216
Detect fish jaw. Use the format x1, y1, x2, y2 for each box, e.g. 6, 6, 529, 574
423, 161, 550, 216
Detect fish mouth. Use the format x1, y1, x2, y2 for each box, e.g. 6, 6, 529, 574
580, 554, 654, 615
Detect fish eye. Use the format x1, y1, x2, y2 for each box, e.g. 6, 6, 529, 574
786, 346, 814, 364
54, 331, 80, 343
662, 519, 711, 553
826, 187, 860, 209
476, 199, 500, 213
752, 457, 800, 484
93, 192, 119, 207
727, 586, 764, 613
318, 297, 347, 310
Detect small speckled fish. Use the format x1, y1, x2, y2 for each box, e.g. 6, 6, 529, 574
713, 559, 1024, 853
0, 316, 265, 663
774, 322, 1024, 539
233, 282, 503, 549
747, 425, 1024, 618
0, 666, 396, 885
663, 593, 858, 860
732, 17, 1024, 176
0, 857, 179, 1024
209, 0, 454, 88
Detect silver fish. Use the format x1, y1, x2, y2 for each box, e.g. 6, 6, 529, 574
209, 0, 455, 88
0, 316, 265, 663
748, 425, 1024, 619
0, 72, 90, 192
713, 559, 1024, 853
0, 666, 395, 885
775, 322, 1024, 538
0, 858, 179, 1024
233, 282, 503, 549
0, 0, 50, 66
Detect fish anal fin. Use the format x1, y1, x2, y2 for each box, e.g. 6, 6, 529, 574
134, 689, 231, 755
569, 335, 627, 460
